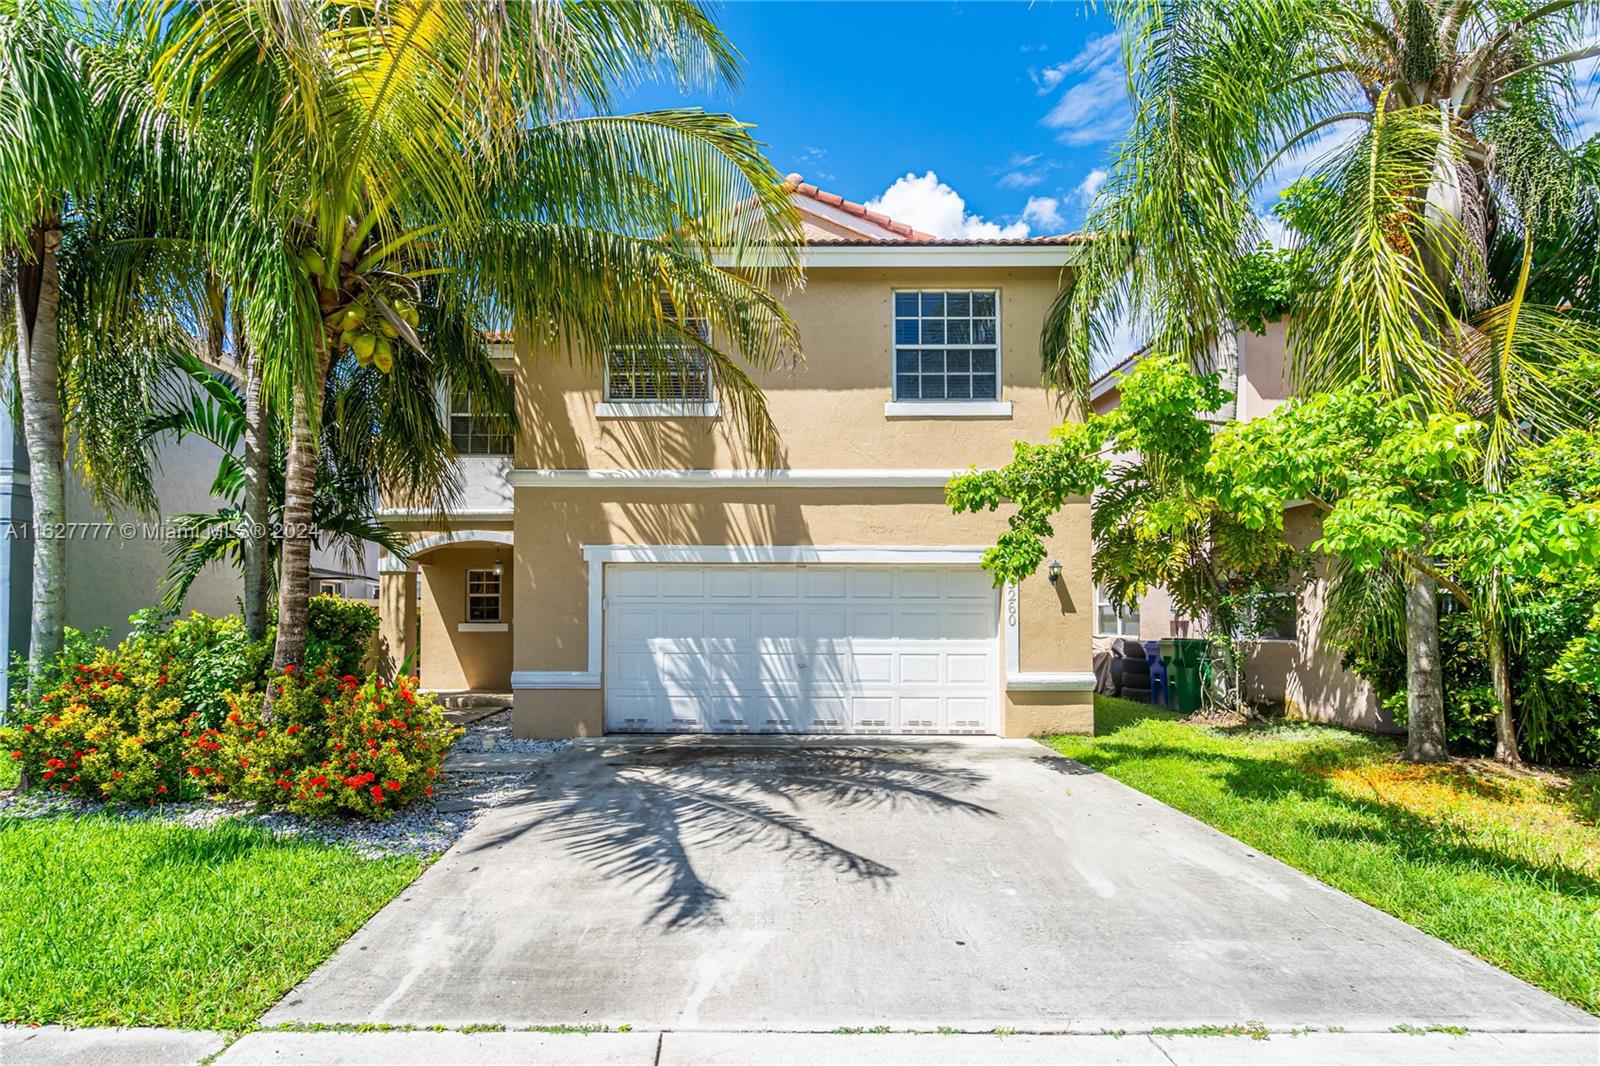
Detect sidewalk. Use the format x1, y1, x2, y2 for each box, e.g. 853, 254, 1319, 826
6, 1026, 1598, 1065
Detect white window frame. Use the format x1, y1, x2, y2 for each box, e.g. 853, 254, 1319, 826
1095, 584, 1141, 638
598, 316, 720, 419
318, 580, 343, 597
465, 568, 503, 624
447, 366, 516, 457
886, 288, 1010, 419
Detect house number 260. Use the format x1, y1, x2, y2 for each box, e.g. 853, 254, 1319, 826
1006, 584, 1019, 627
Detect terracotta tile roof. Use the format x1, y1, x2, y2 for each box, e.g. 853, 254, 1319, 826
806, 234, 1093, 247
782, 173, 1087, 247
781, 172, 938, 241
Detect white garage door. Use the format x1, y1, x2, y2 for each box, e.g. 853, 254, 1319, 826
603, 564, 999, 734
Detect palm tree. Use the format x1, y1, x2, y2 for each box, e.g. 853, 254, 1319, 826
1049, 0, 1600, 763
0, 0, 102, 677
143, 1, 803, 697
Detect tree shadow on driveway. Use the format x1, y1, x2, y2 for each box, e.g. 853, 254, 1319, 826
461, 740, 998, 928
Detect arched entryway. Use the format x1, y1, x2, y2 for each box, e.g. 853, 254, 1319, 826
380, 530, 514, 693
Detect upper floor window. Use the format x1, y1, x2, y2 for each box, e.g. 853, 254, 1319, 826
605, 344, 712, 403
893, 290, 999, 401
449, 370, 514, 455
1096, 584, 1141, 637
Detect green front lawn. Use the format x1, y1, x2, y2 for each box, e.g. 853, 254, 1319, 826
0, 813, 422, 1028
1049, 698, 1600, 1014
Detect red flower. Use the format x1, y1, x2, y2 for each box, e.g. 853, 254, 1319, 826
277, 778, 293, 790
383, 779, 402, 792
283, 664, 296, 674
423, 785, 433, 797
286, 724, 301, 735
9, 751, 20, 760
157, 784, 168, 794
40, 770, 55, 779
369, 785, 385, 801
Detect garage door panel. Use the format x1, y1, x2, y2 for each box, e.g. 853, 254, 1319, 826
943, 608, 994, 640
660, 610, 705, 638
660, 569, 706, 597
899, 696, 942, 732
947, 653, 990, 684
604, 564, 998, 735
899, 611, 942, 640
756, 569, 800, 597
849, 569, 894, 598
708, 568, 752, 598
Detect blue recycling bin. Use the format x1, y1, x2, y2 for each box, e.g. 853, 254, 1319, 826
1144, 641, 1168, 709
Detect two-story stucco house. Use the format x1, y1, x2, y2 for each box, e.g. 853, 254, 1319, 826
376, 176, 1096, 740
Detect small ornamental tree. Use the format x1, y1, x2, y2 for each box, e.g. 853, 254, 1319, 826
1210, 389, 1600, 763
949, 355, 1294, 714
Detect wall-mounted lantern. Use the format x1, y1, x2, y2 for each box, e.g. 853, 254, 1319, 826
1047, 559, 1062, 585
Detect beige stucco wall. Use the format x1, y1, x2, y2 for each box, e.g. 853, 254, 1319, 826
1246, 506, 1392, 732
512, 266, 1077, 472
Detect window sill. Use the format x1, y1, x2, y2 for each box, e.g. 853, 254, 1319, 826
457, 622, 508, 633
595, 401, 720, 420
883, 400, 1012, 419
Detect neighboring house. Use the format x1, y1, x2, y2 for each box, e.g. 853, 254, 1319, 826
378, 175, 1097, 740
1088, 322, 1390, 732
0, 364, 380, 708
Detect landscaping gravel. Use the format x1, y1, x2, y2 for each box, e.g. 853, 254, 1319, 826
463, 709, 569, 755
0, 714, 569, 860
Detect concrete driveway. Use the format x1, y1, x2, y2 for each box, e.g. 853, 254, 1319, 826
265, 737, 1595, 1033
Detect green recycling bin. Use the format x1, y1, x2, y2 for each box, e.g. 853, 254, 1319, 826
1158, 637, 1209, 714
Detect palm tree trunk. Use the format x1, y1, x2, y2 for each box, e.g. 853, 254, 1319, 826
268, 346, 330, 688
237, 316, 270, 641
12, 215, 66, 687
1487, 621, 1520, 765
1404, 569, 1448, 763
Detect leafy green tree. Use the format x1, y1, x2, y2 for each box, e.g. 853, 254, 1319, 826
950, 355, 1293, 712
1046, 0, 1600, 761
142, 1, 805, 693
1212, 386, 1600, 759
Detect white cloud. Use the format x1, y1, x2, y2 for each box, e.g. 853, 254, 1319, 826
1032, 33, 1119, 94
866, 172, 1030, 240
1073, 168, 1108, 206
1036, 33, 1129, 145
996, 152, 1048, 189
1022, 196, 1064, 230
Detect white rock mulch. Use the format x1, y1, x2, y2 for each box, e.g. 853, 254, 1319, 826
0, 713, 569, 860
461, 709, 569, 756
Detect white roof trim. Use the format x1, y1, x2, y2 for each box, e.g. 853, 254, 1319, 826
716, 244, 1083, 270
509, 468, 969, 489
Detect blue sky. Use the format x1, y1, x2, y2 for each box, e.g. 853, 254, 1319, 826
621, 1, 1124, 238
623, 2, 1600, 243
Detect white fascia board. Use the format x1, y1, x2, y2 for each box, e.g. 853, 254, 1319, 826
1005, 672, 1097, 691
884, 401, 1013, 419
580, 544, 990, 567
716, 245, 1083, 270
511, 670, 601, 690
508, 468, 969, 489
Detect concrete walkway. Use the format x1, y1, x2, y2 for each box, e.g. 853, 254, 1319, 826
6, 1026, 1598, 1065
267, 736, 1595, 1033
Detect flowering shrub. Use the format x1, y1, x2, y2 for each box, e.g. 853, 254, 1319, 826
1, 650, 190, 803
190, 668, 461, 819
